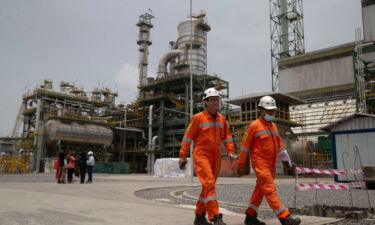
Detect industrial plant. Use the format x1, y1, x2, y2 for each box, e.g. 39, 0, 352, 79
1, 0, 375, 187
1, 11, 229, 174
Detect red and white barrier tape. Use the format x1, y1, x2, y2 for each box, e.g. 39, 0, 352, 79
295, 167, 363, 175
345, 169, 364, 175
318, 181, 366, 187
296, 183, 349, 190
297, 182, 366, 190
348, 181, 367, 188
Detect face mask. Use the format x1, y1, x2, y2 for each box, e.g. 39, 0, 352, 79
264, 114, 274, 122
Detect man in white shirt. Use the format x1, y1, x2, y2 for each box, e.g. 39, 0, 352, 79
87, 151, 95, 183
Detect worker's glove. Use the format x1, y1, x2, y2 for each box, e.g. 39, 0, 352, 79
179, 157, 187, 170
229, 153, 238, 161
277, 149, 292, 167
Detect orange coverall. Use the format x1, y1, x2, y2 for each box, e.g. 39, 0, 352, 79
238, 117, 290, 219
180, 109, 234, 221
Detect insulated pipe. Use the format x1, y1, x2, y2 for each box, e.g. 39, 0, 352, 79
170, 41, 178, 50
122, 103, 129, 162
115, 127, 146, 139
151, 135, 158, 149
148, 105, 153, 151
151, 135, 158, 175
147, 105, 153, 174
354, 41, 375, 52
123, 104, 129, 127
34, 99, 41, 172
189, 0, 194, 184
157, 50, 183, 77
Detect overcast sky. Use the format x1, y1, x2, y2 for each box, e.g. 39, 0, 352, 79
0, 0, 362, 136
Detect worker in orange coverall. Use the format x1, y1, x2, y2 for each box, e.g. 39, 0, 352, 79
237, 96, 301, 225
179, 88, 236, 225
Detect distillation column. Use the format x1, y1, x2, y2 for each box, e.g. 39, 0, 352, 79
137, 13, 154, 90
157, 13, 211, 78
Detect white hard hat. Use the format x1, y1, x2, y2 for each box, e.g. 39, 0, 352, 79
88, 151, 93, 155
202, 88, 220, 100
258, 96, 277, 110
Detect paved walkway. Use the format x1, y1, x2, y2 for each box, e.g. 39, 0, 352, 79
0, 174, 342, 225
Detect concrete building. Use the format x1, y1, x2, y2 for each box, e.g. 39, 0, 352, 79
362, 0, 375, 42
276, 0, 375, 143
279, 0, 375, 103
279, 42, 359, 101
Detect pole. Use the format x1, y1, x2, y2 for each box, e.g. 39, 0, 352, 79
124, 105, 127, 127
315, 174, 318, 205
122, 104, 128, 162
354, 146, 373, 213
294, 170, 298, 209
148, 105, 153, 174
189, 0, 194, 183
342, 151, 354, 208
34, 99, 41, 172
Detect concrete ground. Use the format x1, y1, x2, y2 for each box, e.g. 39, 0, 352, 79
0, 174, 345, 225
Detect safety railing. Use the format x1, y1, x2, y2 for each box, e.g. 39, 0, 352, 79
294, 146, 372, 213
0, 155, 30, 174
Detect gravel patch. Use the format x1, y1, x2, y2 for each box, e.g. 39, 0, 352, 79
136, 182, 375, 222
135, 186, 199, 206
207, 183, 375, 210
326, 219, 375, 225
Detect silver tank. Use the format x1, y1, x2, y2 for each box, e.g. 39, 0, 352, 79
44, 120, 113, 146
176, 15, 210, 75
289, 140, 307, 165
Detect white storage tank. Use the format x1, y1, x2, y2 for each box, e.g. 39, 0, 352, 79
44, 119, 113, 146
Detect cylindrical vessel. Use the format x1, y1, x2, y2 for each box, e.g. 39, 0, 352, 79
176, 16, 210, 75
289, 140, 307, 165
44, 120, 113, 146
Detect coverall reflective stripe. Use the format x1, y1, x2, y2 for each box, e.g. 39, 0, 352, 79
180, 109, 234, 221
238, 118, 290, 219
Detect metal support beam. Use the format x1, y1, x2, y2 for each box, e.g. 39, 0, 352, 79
34, 99, 42, 172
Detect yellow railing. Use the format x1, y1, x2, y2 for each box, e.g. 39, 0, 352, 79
0, 155, 30, 174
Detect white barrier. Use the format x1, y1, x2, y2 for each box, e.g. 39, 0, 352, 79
153, 158, 192, 178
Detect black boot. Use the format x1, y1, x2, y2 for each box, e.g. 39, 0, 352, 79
244, 213, 266, 225
279, 214, 301, 225
213, 214, 226, 225
194, 213, 212, 225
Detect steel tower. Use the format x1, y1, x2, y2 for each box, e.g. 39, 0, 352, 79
269, 0, 305, 91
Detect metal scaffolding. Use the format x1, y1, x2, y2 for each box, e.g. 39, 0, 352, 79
290, 99, 356, 140
353, 28, 375, 114
138, 74, 229, 158
269, 0, 305, 91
